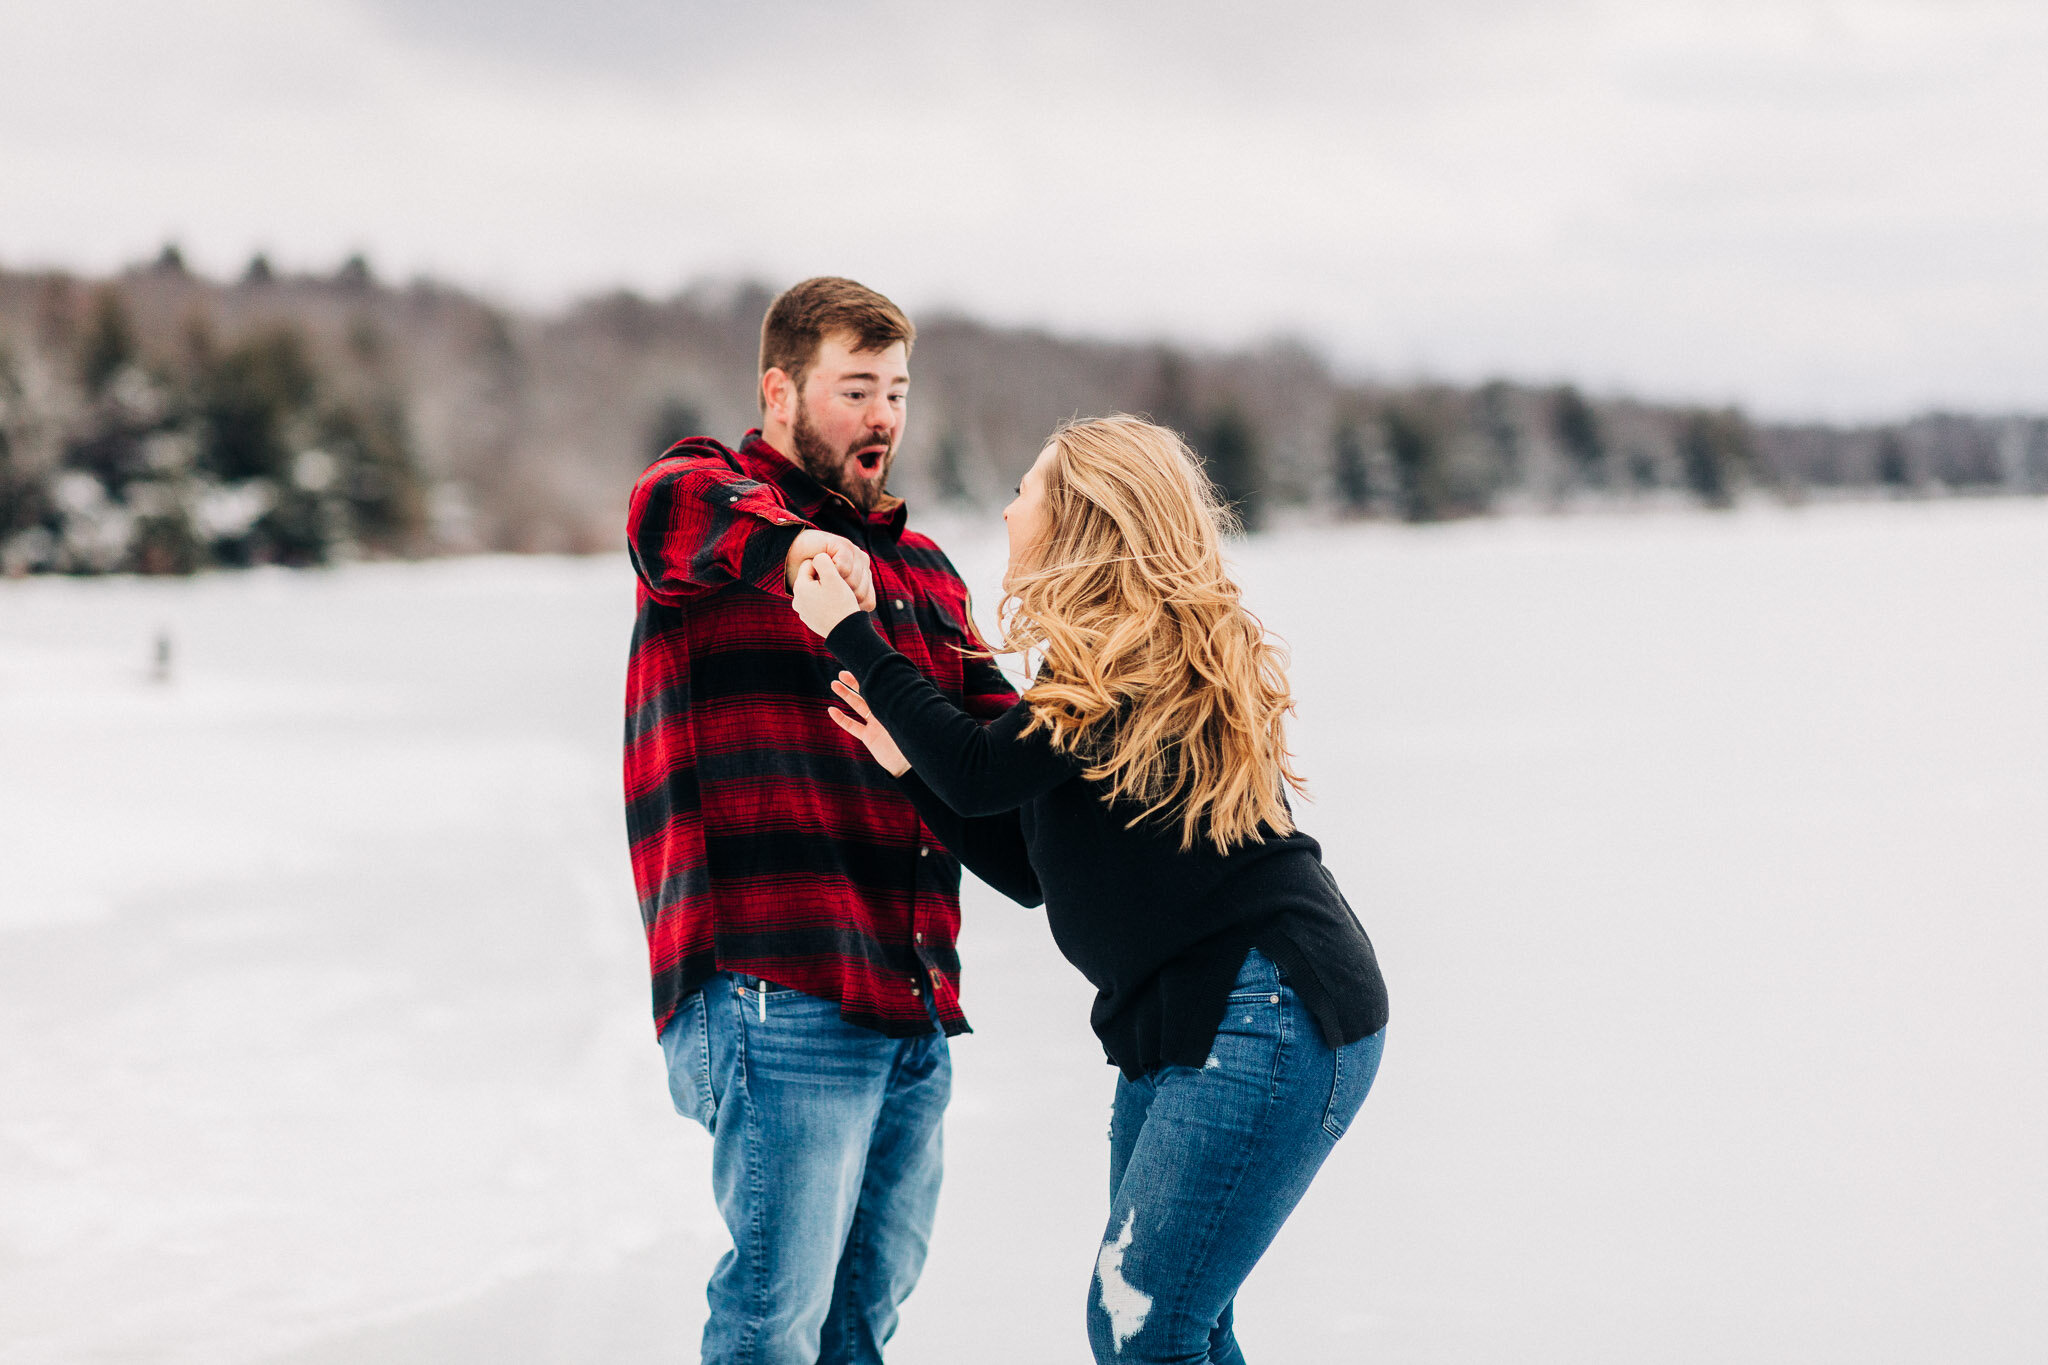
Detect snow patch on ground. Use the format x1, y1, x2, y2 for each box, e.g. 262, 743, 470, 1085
3, 507, 2046, 1363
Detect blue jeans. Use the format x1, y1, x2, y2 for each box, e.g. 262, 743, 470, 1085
1091, 949, 1385, 1364
660, 973, 950, 1365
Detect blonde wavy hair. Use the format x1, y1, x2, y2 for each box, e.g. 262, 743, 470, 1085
998, 415, 1305, 852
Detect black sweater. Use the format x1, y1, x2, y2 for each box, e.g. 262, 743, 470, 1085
827, 615, 1389, 1079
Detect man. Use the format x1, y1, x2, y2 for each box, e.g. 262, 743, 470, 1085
624, 277, 1016, 1363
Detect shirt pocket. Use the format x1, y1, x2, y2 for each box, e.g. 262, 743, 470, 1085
895, 593, 974, 693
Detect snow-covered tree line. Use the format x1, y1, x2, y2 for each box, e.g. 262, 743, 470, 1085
1, 253, 430, 575
4, 250, 2045, 575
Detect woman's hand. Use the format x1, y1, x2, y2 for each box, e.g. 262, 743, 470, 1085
792, 551, 863, 638
828, 671, 911, 777
784, 530, 875, 611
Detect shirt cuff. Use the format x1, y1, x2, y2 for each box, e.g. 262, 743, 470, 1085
825, 612, 896, 680
743, 520, 809, 598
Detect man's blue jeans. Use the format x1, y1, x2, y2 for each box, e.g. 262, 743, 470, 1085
1090, 949, 1385, 1364
660, 973, 950, 1365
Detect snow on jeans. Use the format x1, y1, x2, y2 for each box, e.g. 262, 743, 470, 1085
659, 972, 949, 1365
1092, 948, 1385, 1364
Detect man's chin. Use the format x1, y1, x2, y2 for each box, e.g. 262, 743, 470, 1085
839, 464, 892, 511
794, 443, 891, 510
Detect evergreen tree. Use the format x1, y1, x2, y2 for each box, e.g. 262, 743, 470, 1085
2025, 420, 2048, 493
1552, 385, 1604, 487
1875, 431, 1912, 491
66, 291, 155, 498
1677, 409, 1753, 508
1194, 405, 1263, 530
79, 288, 135, 398
1384, 405, 1449, 522
1477, 381, 1523, 488
128, 508, 204, 575
1148, 347, 1197, 439
1, 419, 54, 542
253, 486, 330, 567
346, 313, 388, 366
319, 396, 427, 553
647, 397, 705, 463
62, 424, 151, 500
932, 429, 973, 505
335, 253, 374, 291
196, 328, 317, 483
1333, 418, 1371, 515
1626, 446, 1661, 490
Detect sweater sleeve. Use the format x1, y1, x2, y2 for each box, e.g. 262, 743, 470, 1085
826, 614, 1081, 817
897, 771, 1044, 908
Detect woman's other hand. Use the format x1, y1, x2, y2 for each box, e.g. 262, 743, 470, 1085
828, 671, 911, 777
792, 551, 862, 638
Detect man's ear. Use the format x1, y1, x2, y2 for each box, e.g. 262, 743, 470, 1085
762, 367, 795, 426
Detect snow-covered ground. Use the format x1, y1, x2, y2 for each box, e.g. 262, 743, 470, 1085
3, 499, 2045, 1364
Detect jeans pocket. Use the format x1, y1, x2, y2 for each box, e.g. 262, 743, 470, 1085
660, 990, 719, 1133
1322, 1026, 1385, 1139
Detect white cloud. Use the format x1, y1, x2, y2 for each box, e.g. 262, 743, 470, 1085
2, 0, 2043, 419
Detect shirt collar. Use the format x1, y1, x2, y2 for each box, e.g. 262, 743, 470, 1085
738, 430, 908, 538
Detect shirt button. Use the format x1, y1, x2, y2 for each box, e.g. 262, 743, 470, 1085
728, 495, 739, 504
892, 599, 905, 609
1270, 993, 1281, 1004
919, 846, 929, 857
915, 931, 924, 943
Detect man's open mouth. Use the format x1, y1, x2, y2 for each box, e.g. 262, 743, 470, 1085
854, 447, 887, 475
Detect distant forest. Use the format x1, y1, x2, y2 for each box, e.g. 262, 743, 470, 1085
4, 247, 2045, 574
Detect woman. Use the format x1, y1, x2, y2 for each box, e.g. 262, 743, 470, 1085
791, 415, 1388, 1364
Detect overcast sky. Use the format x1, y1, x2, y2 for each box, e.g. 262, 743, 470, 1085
5, 0, 2044, 420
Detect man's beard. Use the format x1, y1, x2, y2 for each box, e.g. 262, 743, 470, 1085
792, 402, 895, 512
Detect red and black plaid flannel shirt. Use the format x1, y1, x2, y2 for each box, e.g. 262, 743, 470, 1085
625, 431, 1017, 1039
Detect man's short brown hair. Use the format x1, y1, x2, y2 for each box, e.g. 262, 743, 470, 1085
758, 277, 915, 412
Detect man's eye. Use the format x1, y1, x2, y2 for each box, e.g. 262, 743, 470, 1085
846, 391, 865, 402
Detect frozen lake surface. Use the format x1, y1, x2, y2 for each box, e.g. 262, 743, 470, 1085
3, 500, 2045, 1364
